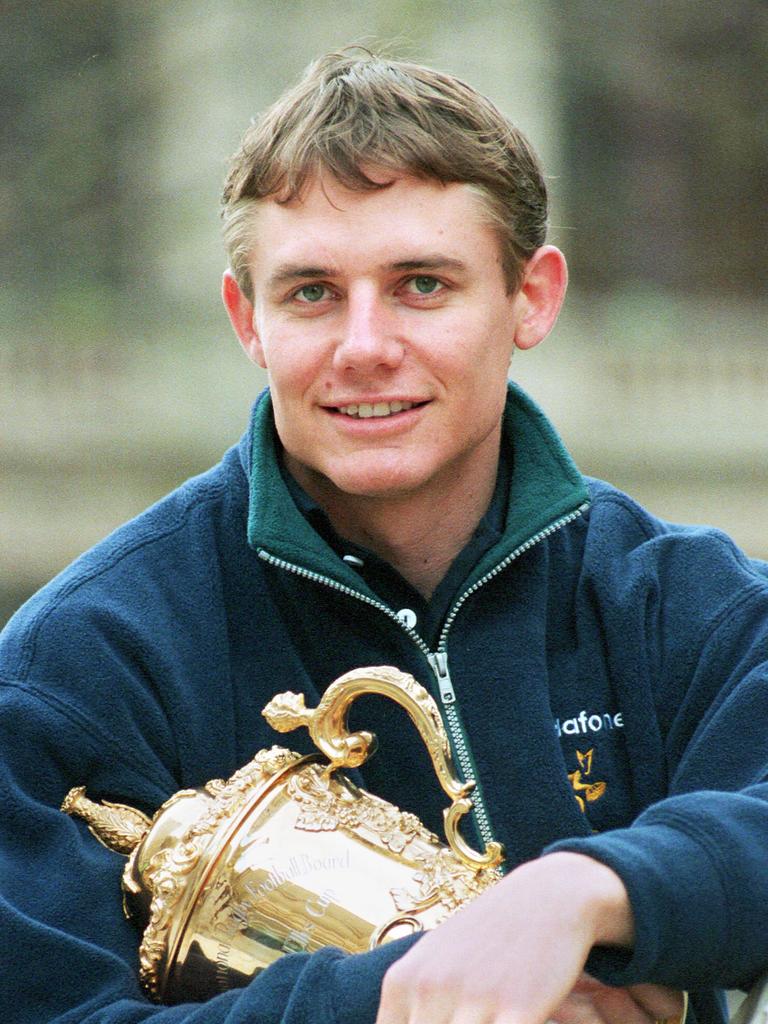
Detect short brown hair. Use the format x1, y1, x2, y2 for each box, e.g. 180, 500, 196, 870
222, 49, 548, 298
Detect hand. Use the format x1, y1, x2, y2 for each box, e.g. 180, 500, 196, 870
550, 974, 685, 1023
375, 851, 682, 1024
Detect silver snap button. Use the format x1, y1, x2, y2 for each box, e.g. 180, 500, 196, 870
396, 608, 417, 629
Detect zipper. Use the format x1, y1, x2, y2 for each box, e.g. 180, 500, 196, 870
425, 501, 590, 850
426, 650, 495, 847
258, 500, 589, 852
434, 502, 590, 653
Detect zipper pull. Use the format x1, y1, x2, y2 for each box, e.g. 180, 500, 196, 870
427, 652, 456, 704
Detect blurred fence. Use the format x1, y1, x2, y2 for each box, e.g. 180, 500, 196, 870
0, 334, 256, 625
517, 328, 768, 562
3, 322, 767, 627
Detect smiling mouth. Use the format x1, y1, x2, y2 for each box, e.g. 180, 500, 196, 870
334, 400, 426, 419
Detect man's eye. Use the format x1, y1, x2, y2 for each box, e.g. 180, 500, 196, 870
295, 284, 328, 303
406, 276, 441, 295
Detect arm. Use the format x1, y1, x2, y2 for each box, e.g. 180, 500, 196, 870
533, 519, 768, 1003
376, 852, 682, 1024
375, 532, 768, 1023
548, 576, 768, 995
549, 782, 768, 994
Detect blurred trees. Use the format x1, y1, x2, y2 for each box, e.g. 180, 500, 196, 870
4, 1, 764, 343
0, 3, 160, 343
555, 1, 768, 298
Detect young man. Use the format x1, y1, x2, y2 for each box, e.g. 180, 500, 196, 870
1, 51, 767, 1024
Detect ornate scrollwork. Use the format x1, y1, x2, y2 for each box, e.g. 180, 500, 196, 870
287, 763, 438, 855
134, 745, 303, 998
263, 667, 504, 871
390, 848, 502, 925
136, 838, 201, 998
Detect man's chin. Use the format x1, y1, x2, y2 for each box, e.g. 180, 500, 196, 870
283, 450, 435, 503
315, 464, 430, 502
325, 473, 421, 501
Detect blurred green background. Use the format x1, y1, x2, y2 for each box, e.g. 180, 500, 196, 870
2, 0, 767, 627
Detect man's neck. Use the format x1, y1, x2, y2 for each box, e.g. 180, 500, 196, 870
285, 440, 502, 601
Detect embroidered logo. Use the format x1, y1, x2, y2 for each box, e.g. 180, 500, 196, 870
554, 710, 623, 737
567, 748, 607, 813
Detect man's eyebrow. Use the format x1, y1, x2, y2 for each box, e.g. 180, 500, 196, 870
391, 256, 467, 273
267, 264, 338, 288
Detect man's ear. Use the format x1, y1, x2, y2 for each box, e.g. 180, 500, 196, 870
222, 270, 266, 368
512, 245, 568, 352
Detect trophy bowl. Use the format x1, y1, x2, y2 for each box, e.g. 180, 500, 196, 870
62, 666, 504, 1003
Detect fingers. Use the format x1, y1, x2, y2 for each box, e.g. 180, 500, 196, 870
627, 983, 686, 1023
378, 964, 684, 1024
550, 976, 685, 1024
551, 985, 638, 1024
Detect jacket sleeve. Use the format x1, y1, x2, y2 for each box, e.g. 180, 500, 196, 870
0, 679, 418, 1024
546, 535, 768, 993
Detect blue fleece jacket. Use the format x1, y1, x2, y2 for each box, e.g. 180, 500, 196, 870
1, 383, 768, 1024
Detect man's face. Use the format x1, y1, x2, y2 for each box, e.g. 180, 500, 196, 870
233, 172, 532, 503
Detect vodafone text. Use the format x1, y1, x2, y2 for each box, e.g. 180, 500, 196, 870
554, 710, 624, 738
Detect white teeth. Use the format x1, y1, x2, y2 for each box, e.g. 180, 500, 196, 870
338, 400, 415, 418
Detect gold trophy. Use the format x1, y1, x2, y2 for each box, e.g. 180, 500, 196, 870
62, 666, 504, 1003
61, 664, 688, 1023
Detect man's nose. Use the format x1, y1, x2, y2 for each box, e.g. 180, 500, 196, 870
332, 289, 405, 373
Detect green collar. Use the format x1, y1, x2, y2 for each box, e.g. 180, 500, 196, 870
246, 382, 590, 597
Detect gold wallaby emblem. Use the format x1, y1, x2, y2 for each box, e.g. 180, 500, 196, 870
567, 748, 607, 813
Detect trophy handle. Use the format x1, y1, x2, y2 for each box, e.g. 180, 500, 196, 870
263, 666, 504, 871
